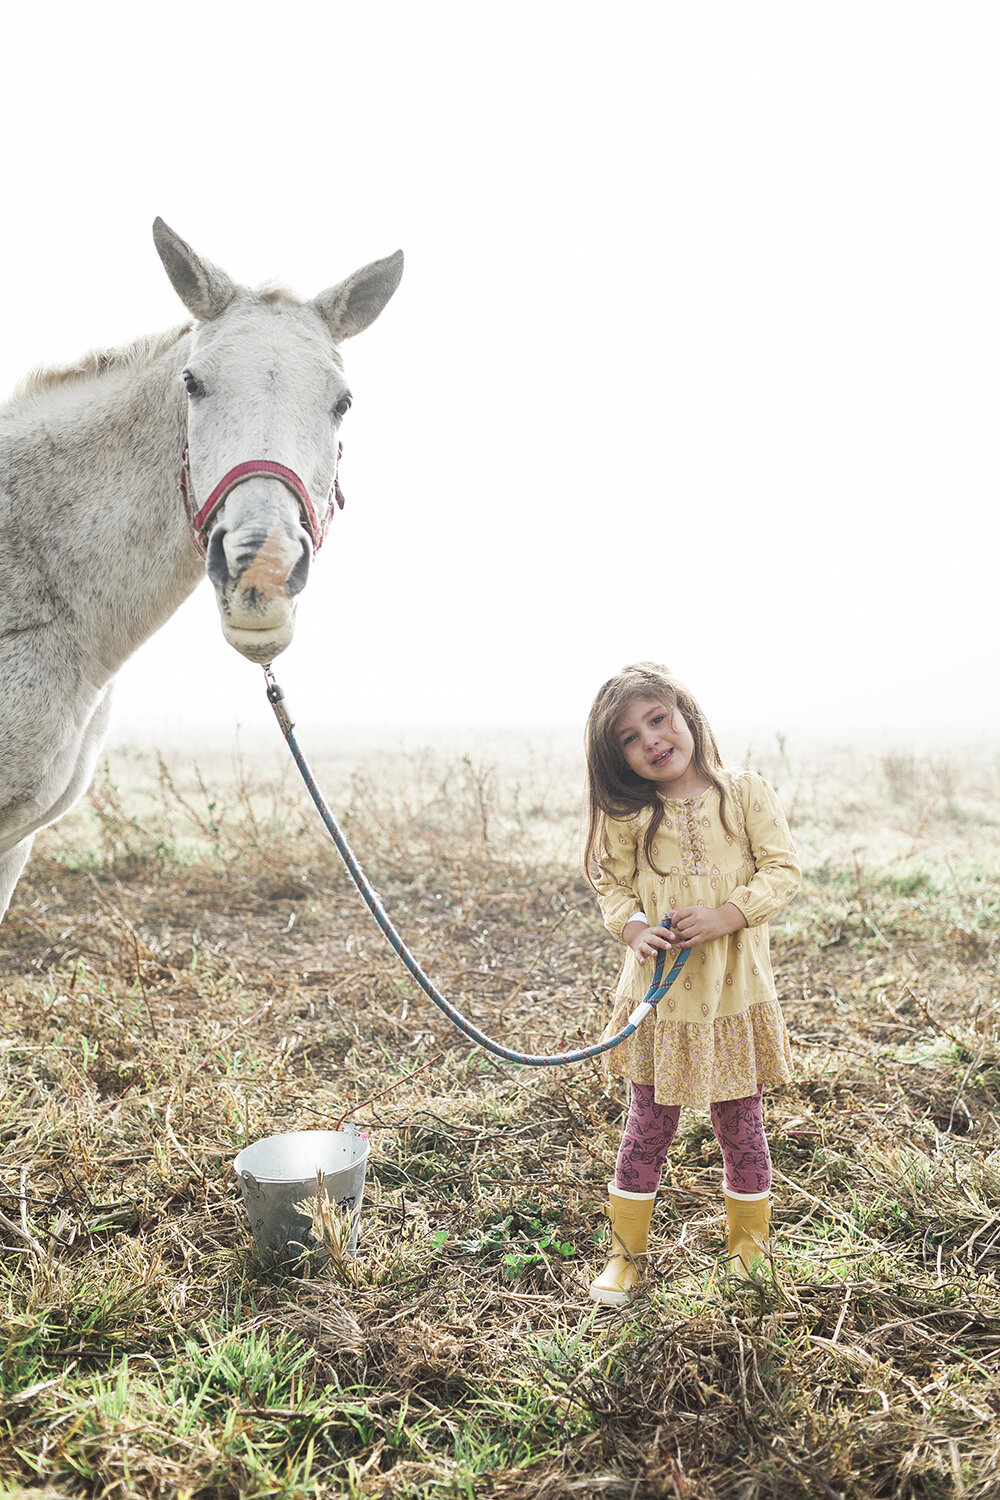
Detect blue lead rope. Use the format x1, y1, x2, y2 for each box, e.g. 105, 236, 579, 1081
264, 670, 690, 1067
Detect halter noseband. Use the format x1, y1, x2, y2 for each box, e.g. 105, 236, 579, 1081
179, 446, 344, 558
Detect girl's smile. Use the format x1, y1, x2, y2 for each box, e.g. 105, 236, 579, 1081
615, 697, 711, 799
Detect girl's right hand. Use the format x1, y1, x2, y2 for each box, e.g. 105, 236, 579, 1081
624, 923, 676, 965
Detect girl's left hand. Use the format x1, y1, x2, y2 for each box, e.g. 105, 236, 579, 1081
671, 902, 747, 947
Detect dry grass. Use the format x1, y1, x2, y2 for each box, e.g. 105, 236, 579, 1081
1, 735, 998, 1498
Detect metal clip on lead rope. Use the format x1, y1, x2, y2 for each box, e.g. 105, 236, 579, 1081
263, 668, 690, 1067
263, 667, 294, 737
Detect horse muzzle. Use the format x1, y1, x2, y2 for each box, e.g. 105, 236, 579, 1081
222, 619, 297, 664
207, 513, 311, 662
180, 452, 341, 662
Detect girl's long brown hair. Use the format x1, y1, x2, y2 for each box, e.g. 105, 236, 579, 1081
583, 662, 736, 886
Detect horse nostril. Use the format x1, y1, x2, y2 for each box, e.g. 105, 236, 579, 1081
286, 538, 312, 598
206, 527, 229, 588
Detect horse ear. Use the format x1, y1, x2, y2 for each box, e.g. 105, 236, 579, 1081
152, 218, 238, 322
312, 251, 404, 342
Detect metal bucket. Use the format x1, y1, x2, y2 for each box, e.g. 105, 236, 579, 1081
234, 1128, 369, 1266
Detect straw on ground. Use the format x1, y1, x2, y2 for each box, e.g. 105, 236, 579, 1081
1, 737, 998, 1498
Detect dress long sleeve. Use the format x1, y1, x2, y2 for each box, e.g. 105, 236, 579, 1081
593, 816, 645, 941
725, 775, 801, 929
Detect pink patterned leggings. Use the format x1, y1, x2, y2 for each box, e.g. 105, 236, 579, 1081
614, 1082, 772, 1196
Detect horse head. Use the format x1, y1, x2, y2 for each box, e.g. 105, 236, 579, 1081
153, 219, 402, 663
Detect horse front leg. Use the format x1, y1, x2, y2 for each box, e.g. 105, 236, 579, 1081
0, 837, 35, 924
0, 686, 114, 928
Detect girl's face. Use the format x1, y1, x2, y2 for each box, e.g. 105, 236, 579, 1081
614, 697, 708, 798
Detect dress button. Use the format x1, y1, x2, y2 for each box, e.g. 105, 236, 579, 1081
701, 1004, 709, 1016
684, 978, 692, 990
667, 999, 676, 1011
725, 974, 733, 986
752, 965, 760, 976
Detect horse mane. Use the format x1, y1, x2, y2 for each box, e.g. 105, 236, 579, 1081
10, 324, 193, 403
10, 286, 305, 405
255, 281, 305, 307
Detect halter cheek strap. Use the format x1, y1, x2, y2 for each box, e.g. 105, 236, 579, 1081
179, 445, 344, 558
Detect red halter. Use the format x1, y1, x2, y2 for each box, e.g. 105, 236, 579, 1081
179, 446, 344, 558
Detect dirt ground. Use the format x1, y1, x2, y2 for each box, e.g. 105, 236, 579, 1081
1, 736, 997, 1498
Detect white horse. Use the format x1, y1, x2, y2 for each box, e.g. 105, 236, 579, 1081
0, 220, 402, 922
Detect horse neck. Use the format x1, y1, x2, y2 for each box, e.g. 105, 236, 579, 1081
10, 338, 203, 680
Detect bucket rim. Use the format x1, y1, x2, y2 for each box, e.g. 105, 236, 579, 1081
233, 1128, 369, 1182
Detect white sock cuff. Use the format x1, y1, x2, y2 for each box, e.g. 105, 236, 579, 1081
609, 1180, 657, 1201
723, 1183, 770, 1202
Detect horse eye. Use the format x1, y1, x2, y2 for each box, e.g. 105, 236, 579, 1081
334, 394, 352, 419
182, 368, 205, 397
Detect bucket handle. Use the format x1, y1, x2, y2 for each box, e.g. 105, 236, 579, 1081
240, 1170, 265, 1201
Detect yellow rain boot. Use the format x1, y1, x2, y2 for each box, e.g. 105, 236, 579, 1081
724, 1191, 771, 1281
589, 1184, 656, 1306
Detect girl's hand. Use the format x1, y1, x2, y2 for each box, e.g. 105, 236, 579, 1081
624, 922, 677, 965
671, 903, 747, 948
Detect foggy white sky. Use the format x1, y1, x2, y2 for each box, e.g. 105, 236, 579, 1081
2, 2, 997, 748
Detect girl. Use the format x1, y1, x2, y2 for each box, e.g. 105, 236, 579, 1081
584, 663, 799, 1304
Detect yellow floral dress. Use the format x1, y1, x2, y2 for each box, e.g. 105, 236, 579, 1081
595, 770, 800, 1109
